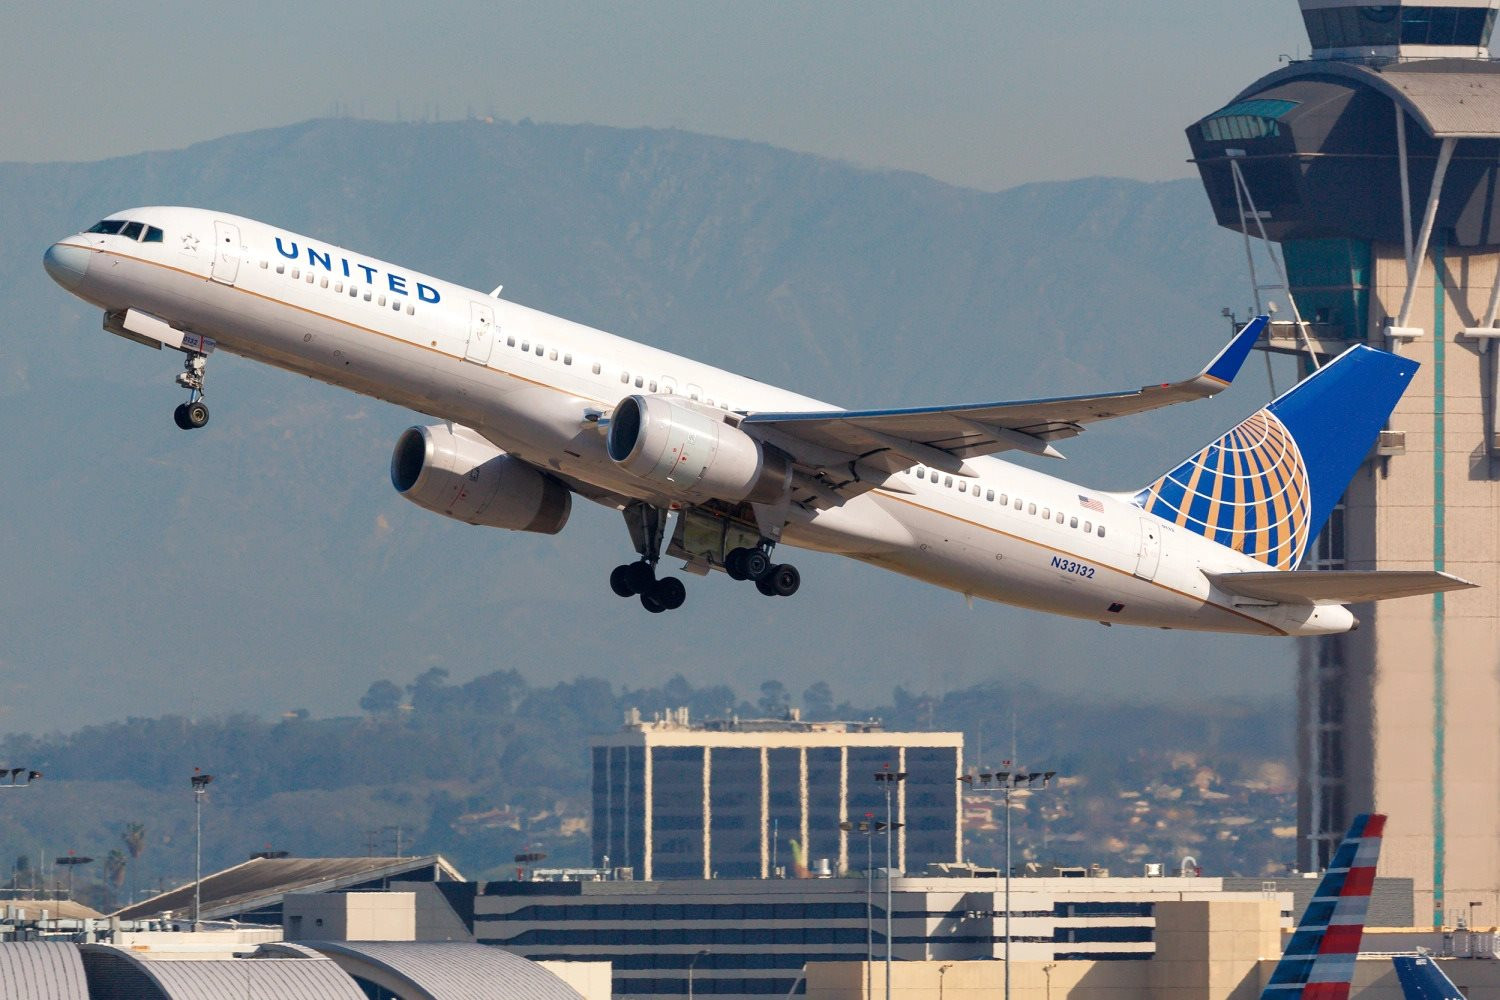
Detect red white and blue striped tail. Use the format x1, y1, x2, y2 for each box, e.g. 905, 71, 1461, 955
1260, 813, 1386, 1000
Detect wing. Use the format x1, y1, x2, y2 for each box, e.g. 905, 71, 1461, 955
742, 316, 1265, 503
1209, 570, 1476, 605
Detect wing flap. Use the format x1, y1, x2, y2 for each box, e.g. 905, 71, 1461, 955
1209, 570, 1477, 605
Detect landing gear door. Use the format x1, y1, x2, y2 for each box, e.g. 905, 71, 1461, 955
211, 221, 240, 285
1134, 517, 1162, 580
466, 302, 496, 365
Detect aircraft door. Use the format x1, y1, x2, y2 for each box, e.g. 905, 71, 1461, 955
1133, 517, 1162, 580
211, 221, 240, 285
466, 302, 496, 364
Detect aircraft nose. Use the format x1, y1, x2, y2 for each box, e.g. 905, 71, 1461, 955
43, 242, 90, 290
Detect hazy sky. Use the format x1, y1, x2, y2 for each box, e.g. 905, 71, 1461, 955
5, 2, 1309, 189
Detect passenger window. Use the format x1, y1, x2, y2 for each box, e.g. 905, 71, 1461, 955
363, 290, 372, 301
507, 336, 516, 348
986, 490, 994, 502
535, 344, 544, 356
1042, 508, 1051, 519
621, 372, 630, 383
259, 260, 268, 269
649, 381, 657, 392
999, 493, 1008, 505
349, 286, 357, 297
1070, 516, 1078, 529
405, 304, 414, 315
143, 226, 164, 243
334, 282, 343, 292
958, 481, 967, 493
592, 362, 602, 374
319, 277, 328, 288
1056, 511, 1065, 524
916, 469, 925, 481
1014, 498, 1023, 511
550, 350, 558, 361
1098, 525, 1106, 538
378, 294, 386, 306
391, 300, 400, 310
563, 353, 572, 365
121, 221, 144, 240
276, 264, 285, 275
306, 273, 314, 283
1028, 503, 1036, 515
291, 268, 300, 279
635, 376, 644, 388
945, 476, 954, 488
521, 341, 530, 352
1083, 521, 1092, 533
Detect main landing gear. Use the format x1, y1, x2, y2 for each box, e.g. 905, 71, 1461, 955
725, 546, 800, 598
171, 351, 210, 430
611, 502, 688, 614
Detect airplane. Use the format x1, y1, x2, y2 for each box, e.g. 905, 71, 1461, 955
1394, 955, 1467, 1000
43, 209, 1473, 631
1261, 812, 1385, 1000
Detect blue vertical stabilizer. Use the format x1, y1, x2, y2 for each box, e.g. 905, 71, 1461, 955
1393, 956, 1467, 1000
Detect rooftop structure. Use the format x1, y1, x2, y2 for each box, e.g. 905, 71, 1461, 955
592, 709, 962, 879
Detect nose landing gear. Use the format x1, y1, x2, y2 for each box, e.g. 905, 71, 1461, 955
172, 351, 210, 430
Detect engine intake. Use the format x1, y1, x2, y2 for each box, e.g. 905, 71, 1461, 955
391, 424, 571, 534
606, 395, 790, 505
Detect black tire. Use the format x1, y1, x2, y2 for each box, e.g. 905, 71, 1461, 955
623, 561, 655, 594
185, 401, 209, 428
655, 577, 687, 610
173, 404, 191, 430
724, 548, 749, 581
610, 564, 636, 598
640, 590, 668, 614
770, 563, 801, 597
756, 576, 778, 597
742, 549, 771, 581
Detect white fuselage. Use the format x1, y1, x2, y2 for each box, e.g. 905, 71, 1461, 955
51, 207, 1355, 637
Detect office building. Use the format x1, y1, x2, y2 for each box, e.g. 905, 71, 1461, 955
590, 709, 963, 879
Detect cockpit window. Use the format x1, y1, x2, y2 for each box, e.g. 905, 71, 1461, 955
120, 221, 144, 240
143, 226, 164, 243
88, 220, 126, 235
86, 219, 164, 242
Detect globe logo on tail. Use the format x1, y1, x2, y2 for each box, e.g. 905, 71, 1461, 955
1138, 410, 1311, 569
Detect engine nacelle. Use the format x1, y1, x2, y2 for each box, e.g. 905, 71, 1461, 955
390, 424, 571, 534
606, 395, 791, 505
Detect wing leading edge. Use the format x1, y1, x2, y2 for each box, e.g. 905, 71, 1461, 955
741, 317, 1266, 498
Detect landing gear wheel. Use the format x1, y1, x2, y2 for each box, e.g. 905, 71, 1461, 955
741, 549, 771, 582
756, 576, 778, 597
654, 576, 687, 611
769, 563, 801, 597
640, 590, 668, 614
184, 400, 210, 429
173, 403, 191, 430
610, 564, 636, 598
725, 548, 749, 581
623, 560, 655, 595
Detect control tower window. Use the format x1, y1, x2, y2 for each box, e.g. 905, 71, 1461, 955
1304, 6, 1496, 47
1200, 99, 1298, 143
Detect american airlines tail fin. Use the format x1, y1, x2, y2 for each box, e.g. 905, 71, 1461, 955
1394, 955, 1467, 1000
1136, 345, 1417, 571
1261, 813, 1385, 1000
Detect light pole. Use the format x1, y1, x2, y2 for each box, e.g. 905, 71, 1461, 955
875, 766, 906, 1000
54, 853, 92, 901
840, 813, 890, 999
190, 769, 213, 930
687, 948, 708, 1000
959, 766, 1057, 1000
0, 768, 42, 789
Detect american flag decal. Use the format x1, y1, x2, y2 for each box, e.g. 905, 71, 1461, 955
1078, 494, 1104, 513
1260, 813, 1385, 1000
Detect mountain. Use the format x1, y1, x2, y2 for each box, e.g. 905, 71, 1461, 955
1, 118, 1295, 730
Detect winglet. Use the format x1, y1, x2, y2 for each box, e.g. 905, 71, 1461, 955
1201, 315, 1267, 386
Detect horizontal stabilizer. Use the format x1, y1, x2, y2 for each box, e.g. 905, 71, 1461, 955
1209, 570, 1476, 605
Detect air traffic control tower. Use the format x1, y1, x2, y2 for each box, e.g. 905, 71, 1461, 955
1187, 1, 1500, 928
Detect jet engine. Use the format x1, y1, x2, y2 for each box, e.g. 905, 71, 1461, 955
606, 395, 791, 505
390, 424, 571, 534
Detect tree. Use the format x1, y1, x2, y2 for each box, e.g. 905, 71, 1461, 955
757, 680, 789, 717
802, 681, 834, 720
103, 850, 127, 908
359, 680, 404, 716
121, 823, 146, 905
